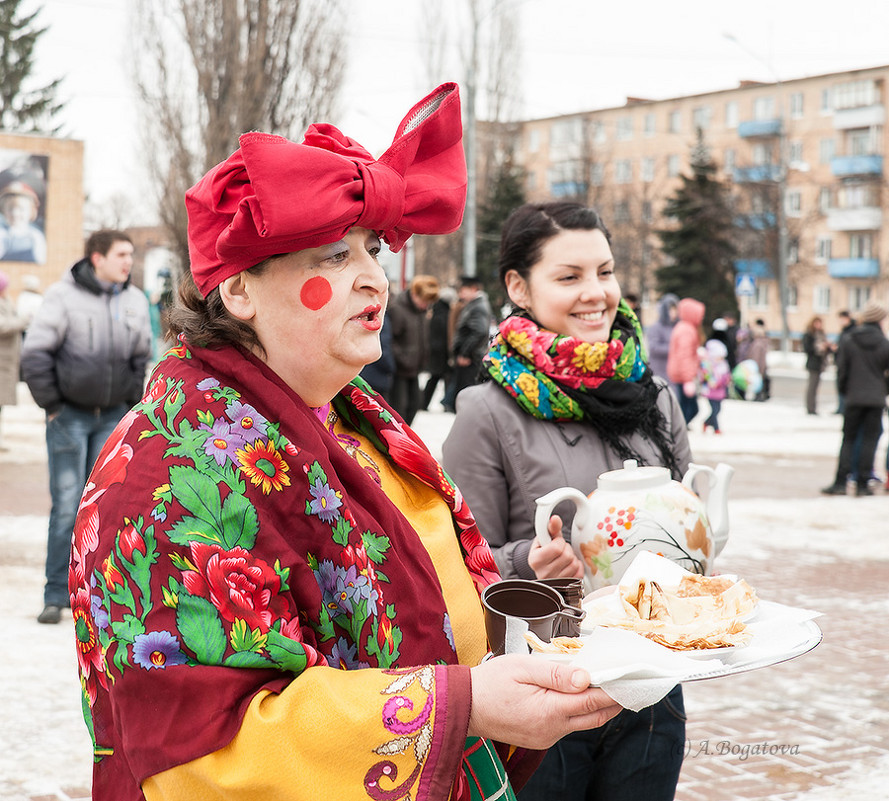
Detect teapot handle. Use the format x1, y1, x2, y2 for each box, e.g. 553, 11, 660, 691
534, 488, 590, 547
682, 462, 716, 495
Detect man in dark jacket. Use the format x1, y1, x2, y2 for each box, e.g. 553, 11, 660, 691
387, 274, 439, 425
448, 274, 492, 410
21, 230, 152, 623
821, 301, 889, 497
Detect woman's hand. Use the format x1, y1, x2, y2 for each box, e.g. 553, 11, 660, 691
468, 654, 623, 749
528, 514, 584, 579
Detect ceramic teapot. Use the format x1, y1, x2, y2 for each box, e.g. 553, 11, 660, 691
534, 459, 734, 592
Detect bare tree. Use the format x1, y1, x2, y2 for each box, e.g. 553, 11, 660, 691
130, 0, 347, 275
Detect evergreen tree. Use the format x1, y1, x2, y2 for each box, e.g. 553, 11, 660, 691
656, 130, 738, 319
476, 154, 526, 311
0, 0, 63, 134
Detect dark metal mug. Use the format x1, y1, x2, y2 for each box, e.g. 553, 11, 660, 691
481, 579, 586, 656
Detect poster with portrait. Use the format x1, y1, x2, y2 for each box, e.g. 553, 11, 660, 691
0, 150, 49, 264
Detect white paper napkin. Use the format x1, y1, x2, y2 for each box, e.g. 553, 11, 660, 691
568, 627, 724, 711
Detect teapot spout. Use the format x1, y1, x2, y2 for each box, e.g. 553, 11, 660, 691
707, 463, 735, 556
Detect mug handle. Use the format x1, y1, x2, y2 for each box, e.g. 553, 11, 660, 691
534, 487, 590, 547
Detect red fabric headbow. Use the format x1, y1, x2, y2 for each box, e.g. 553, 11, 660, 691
186, 83, 467, 296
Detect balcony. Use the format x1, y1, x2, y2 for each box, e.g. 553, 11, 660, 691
735, 213, 776, 230
833, 105, 885, 130
830, 155, 883, 177
827, 258, 880, 279
737, 118, 783, 138
733, 164, 782, 183
734, 259, 773, 278
550, 180, 587, 198
826, 206, 883, 231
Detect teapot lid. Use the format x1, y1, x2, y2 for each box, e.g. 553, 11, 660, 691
596, 459, 671, 491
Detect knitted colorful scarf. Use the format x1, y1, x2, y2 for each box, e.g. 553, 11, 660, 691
485, 299, 647, 421
484, 300, 682, 477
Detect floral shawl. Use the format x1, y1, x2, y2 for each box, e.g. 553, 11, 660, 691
69, 340, 534, 800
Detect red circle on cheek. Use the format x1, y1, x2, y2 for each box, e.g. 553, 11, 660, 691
300, 276, 333, 311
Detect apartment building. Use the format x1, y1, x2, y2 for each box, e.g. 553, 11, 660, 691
513, 64, 889, 341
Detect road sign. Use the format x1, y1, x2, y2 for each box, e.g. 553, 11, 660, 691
735, 273, 756, 296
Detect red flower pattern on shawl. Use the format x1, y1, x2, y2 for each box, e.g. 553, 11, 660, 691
182, 542, 290, 632
70, 410, 140, 592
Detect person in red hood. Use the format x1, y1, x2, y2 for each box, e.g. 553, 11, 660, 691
666, 297, 706, 425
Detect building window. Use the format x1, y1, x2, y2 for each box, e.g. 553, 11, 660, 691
527, 128, 540, 153
642, 200, 653, 223
788, 140, 804, 165
667, 154, 680, 176
668, 110, 681, 134
614, 201, 631, 222
790, 92, 804, 119
819, 187, 831, 213
590, 163, 604, 186
837, 182, 878, 208
821, 88, 832, 114
834, 79, 877, 110
547, 161, 585, 197
644, 113, 656, 136
786, 190, 802, 217
725, 101, 739, 129
641, 157, 655, 182
813, 285, 831, 313
551, 118, 581, 147
752, 283, 769, 309
615, 159, 632, 183
752, 143, 772, 165
788, 238, 799, 264
692, 106, 711, 131
723, 148, 735, 173
753, 96, 775, 120
847, 128, 879, 156
617, 116, 633, 140
848, 285, 871, 311
815, 236, 832, 263
849, 233, 873, 259
593, 120, 607, 144
788, 284, 799, 309
819, 137, 835, 163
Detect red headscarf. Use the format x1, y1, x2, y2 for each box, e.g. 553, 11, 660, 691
186, 83, 467, 296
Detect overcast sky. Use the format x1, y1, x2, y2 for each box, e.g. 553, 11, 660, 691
27, 0, 889, 216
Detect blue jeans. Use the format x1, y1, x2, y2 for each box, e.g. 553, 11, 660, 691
703, 398, 722, 430
672, 384, 699, 425
518, 685, 686, 801
44, 403, 129, 606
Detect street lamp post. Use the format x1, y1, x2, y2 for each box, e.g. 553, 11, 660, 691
463, 6, 479, 278
725, 33, 792, 357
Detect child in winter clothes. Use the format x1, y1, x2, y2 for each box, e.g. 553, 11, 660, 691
698, 338, 732, 433
667, 297, 706, 425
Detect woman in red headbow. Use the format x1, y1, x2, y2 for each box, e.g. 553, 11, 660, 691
69, 84, 621, 801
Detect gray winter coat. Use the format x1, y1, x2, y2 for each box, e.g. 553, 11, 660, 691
441, 379, 691, 580
21, 259, 152, 414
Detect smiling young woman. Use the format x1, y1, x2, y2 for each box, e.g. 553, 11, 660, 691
443, 201, 694, 801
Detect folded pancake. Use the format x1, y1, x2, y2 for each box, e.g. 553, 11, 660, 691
593, 573, 759, 650
524, 631, 586, 654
